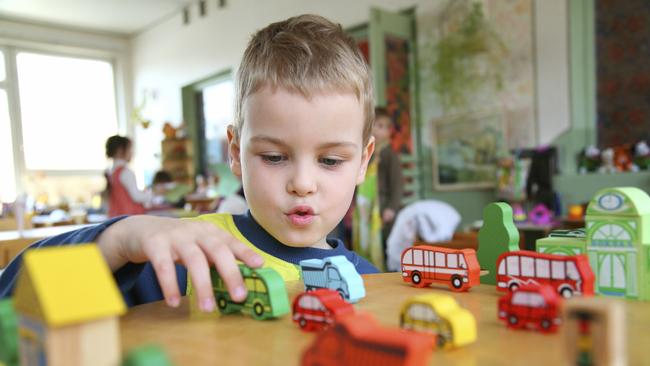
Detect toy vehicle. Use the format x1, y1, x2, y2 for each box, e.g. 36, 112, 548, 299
401, 245, 480, 291
301, 313, 434, 366
213, 264, 289, 320
299, 255, 365, 303
399, 293, 476, 349
498, 284, 562, 333
292, 289, 354, 332
496, 250, 595, 298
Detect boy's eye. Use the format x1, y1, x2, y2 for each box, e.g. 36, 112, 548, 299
320, 157, 343, 167
261, 154, 286, 163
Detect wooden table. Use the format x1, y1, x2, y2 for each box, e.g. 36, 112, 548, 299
120, 273, 649, 365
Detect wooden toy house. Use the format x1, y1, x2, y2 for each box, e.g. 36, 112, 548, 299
13, 244, 126, 366
584, 187, 650, 300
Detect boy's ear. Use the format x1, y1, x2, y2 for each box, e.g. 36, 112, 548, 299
356, 136, 376, 184
227, 125, 242, 178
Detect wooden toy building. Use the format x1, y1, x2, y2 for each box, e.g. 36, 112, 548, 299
13, 244, 126, 366
536, 187, 650, 300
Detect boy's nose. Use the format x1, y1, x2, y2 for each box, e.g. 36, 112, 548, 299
286, 165, 316, 197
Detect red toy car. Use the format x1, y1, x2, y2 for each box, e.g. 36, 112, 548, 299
292, 289, 354, 331
498, 284, 562, 333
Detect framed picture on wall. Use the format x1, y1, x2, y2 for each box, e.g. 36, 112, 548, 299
432, 111, 505, 191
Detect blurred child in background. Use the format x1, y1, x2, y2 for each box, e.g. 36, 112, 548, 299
105, 135, 152, 217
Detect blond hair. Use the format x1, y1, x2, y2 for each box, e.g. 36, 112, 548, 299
234, 14, 374, 143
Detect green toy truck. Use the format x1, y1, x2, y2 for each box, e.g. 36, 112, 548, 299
212, 265, 289, 320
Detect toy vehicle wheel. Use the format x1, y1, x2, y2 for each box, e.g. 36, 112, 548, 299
450, 276, 463, 290
253, 302, 265, 318
540, 319, 552, 330
508, 283, 520, 292
436, 335, 447, 349
299, 318, 307, 329
508, 314, 519, 326
216, 296, 228, 312
411, 272, 427, 288
560, 287, 573, 298
337, 289, 346, 300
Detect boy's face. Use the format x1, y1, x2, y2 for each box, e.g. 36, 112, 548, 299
229, 86, 374, 249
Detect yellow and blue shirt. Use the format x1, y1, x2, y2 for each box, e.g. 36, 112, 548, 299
0, 212, 377, 307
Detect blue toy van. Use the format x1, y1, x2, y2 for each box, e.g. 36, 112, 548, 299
299, 255, 365, 303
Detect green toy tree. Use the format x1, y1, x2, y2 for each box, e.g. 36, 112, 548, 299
478, 202, 520, 285
0, 299, 18, 366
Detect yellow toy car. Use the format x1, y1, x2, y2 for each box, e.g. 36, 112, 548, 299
399, 293, 476, 349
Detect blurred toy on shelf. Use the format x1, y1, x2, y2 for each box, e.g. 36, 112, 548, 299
567, 204, 585, 221
498, 284, 561, 333
292, 289, 354, 332
578, 145, 601, 174
563, 297, 626, 366
300, 256, 365, 303
631, 140, 650, 171
400, 245, 480, 292
528, 203, 553, 226
399, 293, 476, 349
599, 148, 618, 173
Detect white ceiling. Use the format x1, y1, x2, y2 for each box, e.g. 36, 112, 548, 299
0, 0, 191, 35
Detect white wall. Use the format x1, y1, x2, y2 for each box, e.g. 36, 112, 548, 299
534, 0, 571, 145
131, 0, 572, 177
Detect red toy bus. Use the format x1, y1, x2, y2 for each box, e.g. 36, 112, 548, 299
401, 245, 480, 292
498, 284, 562, 333
292, 289, 354, 332
496, 250, 594, 298
301, 313, 434, 366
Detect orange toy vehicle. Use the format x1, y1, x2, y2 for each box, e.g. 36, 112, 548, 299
301, 313, 434, 366
401, 245, 480, 291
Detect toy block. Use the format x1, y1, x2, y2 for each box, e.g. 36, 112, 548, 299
292, 289, 354, 332
0, 299, 18, 366
536, 229, 586, 256
563, 297, 626, 366
301, 312, 434, 366
121, 344, 174, 366
399, 293, 476, 349
13, 244, 126, 366
495, 250, 594, 298
583, 187, 650, 300
299, 255, 365, 303
212, 264, 289, 320
400, 245, 480, 292
478, 202, 520, 285
498, 284, 561, 333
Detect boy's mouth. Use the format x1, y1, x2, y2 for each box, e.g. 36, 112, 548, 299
286, 206, 315, 226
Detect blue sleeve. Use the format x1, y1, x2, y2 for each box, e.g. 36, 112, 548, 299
346, 252, 380, 275
0, 216, 187, 307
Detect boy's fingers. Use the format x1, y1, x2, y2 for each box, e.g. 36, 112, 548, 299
200, 239, 247, 303
146, 244, 181, 308
225, 237, 264, 268
176, 244, 215, 313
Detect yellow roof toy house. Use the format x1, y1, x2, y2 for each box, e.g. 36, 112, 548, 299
13, 244, 126, 366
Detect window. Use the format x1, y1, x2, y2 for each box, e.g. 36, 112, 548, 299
428, 251, 434, 265
435, 252, 445, 267
447, 254, 458, 268
327, 268, 340, 280
0, 51, 5, 81
512, 292, 529, 306
506, 256, 520, 276
459, 255, 467, 269
551, 261, 565, 279
0, 89, 16, 203
521, 257, 535, 277
498, 260, 505, 275
566, 261, 579, 280
255, 279, 267, 293
414, 250, 423, 265
201, 78, 234, 166
536, 259, 550, 279
16, 52, 118, 170
527, 293, 546, 308
403, 250, 413, 265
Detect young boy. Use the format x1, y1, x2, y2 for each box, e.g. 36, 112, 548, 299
0, 14, 378, 313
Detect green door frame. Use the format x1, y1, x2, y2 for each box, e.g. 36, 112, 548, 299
181, 69, 233, 176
